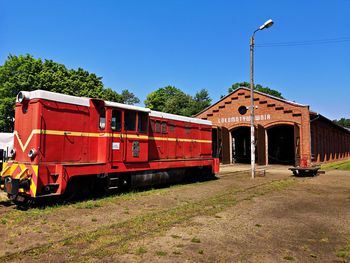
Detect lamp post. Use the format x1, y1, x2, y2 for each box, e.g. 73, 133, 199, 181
250, 19, 274, 179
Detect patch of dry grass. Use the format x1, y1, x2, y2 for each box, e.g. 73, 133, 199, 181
321, 160, 350, 171
0, 177, 299, 262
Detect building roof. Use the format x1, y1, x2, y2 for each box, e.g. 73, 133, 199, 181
310, 112, 350, 134
194, 86, 308, 117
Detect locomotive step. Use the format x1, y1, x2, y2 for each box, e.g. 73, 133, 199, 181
107, 186, 119, 190
109, 177, 119, 181
108, 176, 120, 188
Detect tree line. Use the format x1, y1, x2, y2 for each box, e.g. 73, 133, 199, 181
333, 118, 350, 128
1, 54, 347, 132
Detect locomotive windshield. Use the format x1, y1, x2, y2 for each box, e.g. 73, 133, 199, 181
124, 111, 136, 131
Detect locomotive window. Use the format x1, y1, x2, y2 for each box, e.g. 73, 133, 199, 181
169, 123, 175, 132
111, 110, 122, 131
161, 122, 167, 133
155, 121, 161, 133
185, 126, 191, 134
124, 111, 136, 131
99, 108, 106, 130
138, 112, 148, 133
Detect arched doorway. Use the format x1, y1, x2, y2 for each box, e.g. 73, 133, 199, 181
267, 124, 295, 165
231, 126, 252, 163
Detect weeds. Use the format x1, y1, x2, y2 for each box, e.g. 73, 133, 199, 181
336, 247, 349, 259
191, 237, 201, 243
156, 251, 167, 256
135, 247, 147, 255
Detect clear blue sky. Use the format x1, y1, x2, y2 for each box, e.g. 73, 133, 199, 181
1, 0, 349, 120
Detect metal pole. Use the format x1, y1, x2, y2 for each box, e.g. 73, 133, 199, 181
249, 20, 273, 178
250, 33, 256, 179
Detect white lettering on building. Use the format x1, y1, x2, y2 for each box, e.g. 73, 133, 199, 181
218, 114, 271, 124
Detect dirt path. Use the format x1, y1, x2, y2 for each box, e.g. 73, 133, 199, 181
121, 169, 350, 263
0, 166, 349, 262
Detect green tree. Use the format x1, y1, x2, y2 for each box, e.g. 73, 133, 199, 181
0, 54, 139, 132
227, 82, 284, 99
144, 86, 211, 117
192, 89, 212, 114
333, 118, 350, 128
120, 89, 140, 105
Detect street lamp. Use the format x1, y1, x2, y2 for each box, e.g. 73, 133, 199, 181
250, 19, 274, 179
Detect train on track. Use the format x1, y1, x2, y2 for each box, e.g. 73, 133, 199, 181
0, 90, 219, 204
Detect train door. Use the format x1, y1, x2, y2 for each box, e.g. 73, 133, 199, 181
124, 110, 149, 163
111, 109, 123, 166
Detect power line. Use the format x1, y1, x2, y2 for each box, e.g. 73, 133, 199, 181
255, 37, 350, 47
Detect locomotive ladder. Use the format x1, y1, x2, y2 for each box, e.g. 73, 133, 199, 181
108, 176, 120, 190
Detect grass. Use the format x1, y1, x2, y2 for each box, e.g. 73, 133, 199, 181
321, 159, 350, 171
75, 201, 102, 209
191, 237, 201, 243
135, 246, 147, 255
283, 255, 295, 261
336, 243, 350, 260
156, 251, 167, 256
1, 180, 212, 226
0, 177, 299, 262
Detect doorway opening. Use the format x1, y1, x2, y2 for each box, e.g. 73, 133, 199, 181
231, 127, 252, 163
267, 125, 295, 165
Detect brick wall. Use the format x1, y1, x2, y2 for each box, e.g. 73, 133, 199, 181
311, 116, 350, 163
197, 87, 350, 166
196, 87, 312, 165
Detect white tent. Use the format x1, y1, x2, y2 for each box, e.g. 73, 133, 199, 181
0, 133, 14, 152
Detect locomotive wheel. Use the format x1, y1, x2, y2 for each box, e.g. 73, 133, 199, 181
63, 178, 79, 201
64, 176, 97, 201
92, 177, 110, 196
64, 177, 90, 201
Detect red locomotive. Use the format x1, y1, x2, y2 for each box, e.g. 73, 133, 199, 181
0, 90, 219, 203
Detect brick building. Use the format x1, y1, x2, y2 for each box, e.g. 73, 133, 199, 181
196, 87, 350, 166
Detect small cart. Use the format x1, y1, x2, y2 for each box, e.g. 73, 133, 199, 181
289, 166, 321, 177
